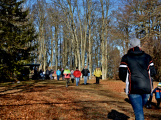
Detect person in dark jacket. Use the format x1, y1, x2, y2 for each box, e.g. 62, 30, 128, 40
73, 67, 81, 86
71, 69, 75, 83
61, 68, 64, 80
119, 38, 156, 120
33, 67, 39, 80
45, 68, 50, 79
81, 66, 90, 85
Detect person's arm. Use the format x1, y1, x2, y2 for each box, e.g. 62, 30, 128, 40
149, 88, 157, 103
94, 70, 96, 76
79, 71, 82, 77
73, 71, 75, 77
119, 55, 128, 82
81, 69, 84, 74
148, 57, 156, 77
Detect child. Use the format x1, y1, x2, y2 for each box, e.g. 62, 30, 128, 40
148, 83, 161, 108
70, 69, 75, 83
56, 69, 61, 81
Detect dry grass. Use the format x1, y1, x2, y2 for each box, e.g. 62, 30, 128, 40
0, 78, 161, 120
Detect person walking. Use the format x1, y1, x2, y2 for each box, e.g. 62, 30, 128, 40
61, 68, 64, 80
81, 66, 90, 85
56, 69, 61, 81
39, 69, 45, 80
33, 67, 38, 80
70, 69, 75, 83
94, 67, 102, 84
63, 67, 71, 87
45, 68, 50, 79
73, 67, 81, 86
147, 83, 161, 109
119, 38, 156, 120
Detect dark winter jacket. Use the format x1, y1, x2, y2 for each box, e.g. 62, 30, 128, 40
61, 70, 64, 76
46, 69, 49, 75
81, 69, 90, 76
119, 47, 156, 95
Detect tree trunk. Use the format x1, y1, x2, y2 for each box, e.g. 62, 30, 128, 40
50, 28, 54, 69
55, 25, 58, 71
88, 0, 92, 79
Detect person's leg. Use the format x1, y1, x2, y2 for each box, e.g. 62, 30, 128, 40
146, 94, 152, 108
96, 77, 100, 84
75, 78, 77, 86
78, 78, 80, 85
50, 74, 52, 79
128, 94, 145, 120
72, 79, 74, 83
84, 76, 87, 85
156, 99, 161, 108
76, 78, 79, 86
98, 77, 100, 84
96, 77, 98, 84
77, 78, 79, 86
68, 78, 70, 84
65, 78, 68, 87
57, 75, 59, 81
42, 74, 44, 80
142, 94, 150, 106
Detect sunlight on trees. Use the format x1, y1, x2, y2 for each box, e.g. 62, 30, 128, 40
1, 0, 160, 81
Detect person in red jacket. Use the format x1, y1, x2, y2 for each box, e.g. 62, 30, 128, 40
73, 67, 81, 86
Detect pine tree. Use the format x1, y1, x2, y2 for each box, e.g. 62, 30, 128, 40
0, 0, 38, 82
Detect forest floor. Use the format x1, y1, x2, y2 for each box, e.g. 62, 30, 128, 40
0, 77, 161, 120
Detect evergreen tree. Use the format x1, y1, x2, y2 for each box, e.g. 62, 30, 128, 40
0, 0, 38, 82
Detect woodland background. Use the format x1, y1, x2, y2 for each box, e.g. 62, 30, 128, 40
0, 0, 161, 81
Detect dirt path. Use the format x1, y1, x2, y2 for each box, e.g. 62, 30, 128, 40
0, 79, 161, 120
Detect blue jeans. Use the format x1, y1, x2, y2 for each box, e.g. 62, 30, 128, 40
128, 94, 150, 120
75, 77, 80, 86
57, 75, 60, 80
84, 76, 88, 85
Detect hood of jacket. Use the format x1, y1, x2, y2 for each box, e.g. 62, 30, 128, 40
127, 47, 144, 56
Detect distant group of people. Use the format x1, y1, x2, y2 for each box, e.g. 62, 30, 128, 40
33, 65, 103, 86
54, 65, 103, 87
33, 67, 54, 80
33, 65, 103, 87
56, 66, 90, 87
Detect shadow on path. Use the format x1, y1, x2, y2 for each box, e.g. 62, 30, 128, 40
107, 109, 130, 120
